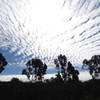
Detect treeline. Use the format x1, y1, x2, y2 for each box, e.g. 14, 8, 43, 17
1, 53, 100, 82
22, 54, 100, 82
0, 53, 100, 100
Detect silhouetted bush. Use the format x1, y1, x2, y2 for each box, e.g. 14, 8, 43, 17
11, 77, 21, 83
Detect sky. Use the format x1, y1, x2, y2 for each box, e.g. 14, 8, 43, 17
0, 0, 100, 77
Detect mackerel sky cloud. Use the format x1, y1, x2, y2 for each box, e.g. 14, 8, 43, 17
0, 0, 100, 74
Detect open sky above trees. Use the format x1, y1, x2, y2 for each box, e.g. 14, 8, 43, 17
0, 0, 100, 80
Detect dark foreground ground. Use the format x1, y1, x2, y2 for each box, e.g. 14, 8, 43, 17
0, 78, 100, 100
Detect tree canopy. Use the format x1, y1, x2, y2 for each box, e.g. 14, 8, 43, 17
22, 58, 47, 81
54, 54, 79, 82
0, 53, 8, 73
82, 55, 100, 79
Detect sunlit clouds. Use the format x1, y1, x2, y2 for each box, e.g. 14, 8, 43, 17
0, 0, 100, 70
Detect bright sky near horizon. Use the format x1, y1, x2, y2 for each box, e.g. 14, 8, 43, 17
0, 0, 100, 76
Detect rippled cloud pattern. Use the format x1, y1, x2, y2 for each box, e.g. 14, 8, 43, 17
0, 0, 100, 70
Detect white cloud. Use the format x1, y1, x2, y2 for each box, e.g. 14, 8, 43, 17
0, 0, 100, 68
0, 71, 92, 82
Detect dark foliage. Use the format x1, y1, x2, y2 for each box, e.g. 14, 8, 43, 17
0, 54, 100, 100
82, 55, 100, 79
11, 78, 21, 83
54, 54, 80, 82
0, 53, 7, 73
22, 58, 47, 81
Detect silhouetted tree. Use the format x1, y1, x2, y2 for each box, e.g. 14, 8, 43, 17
67, 61, 79, 81
22, 69, 27, 75
54, 54, 67, 81
25, 58, 47, 81
67, 61, 75, 80
55, 72, 63, 82
54, 55, 80, 82
0, 53, 7, 73
72, 70, 79, 81
82, 55, 100, 79
22, 68, 32, 80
